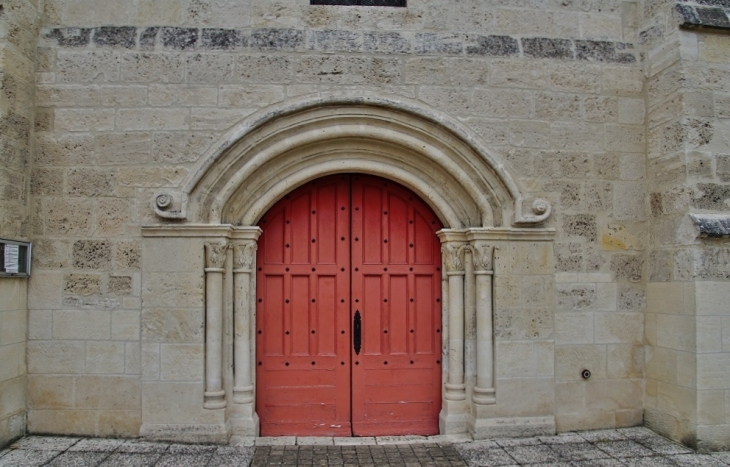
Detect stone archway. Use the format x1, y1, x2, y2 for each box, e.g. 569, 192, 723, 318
140, 93, 555, 441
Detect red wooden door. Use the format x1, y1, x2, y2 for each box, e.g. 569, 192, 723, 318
256, 175, 442, 437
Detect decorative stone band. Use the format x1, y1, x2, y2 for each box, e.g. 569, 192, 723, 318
676, 2, 730, 30
41, 26, 637, 63
690, 213, 730, 237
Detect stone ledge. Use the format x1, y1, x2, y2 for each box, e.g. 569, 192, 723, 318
690, 213, 730, 238
676, 2, 730, 30
40, 26, 637, 64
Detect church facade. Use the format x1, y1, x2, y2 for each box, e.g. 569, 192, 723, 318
1, 0, 729, 452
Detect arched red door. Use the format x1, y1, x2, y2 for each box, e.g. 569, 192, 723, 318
256, 174, 442, 437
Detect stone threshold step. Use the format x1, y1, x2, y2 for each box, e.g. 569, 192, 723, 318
230, 434, 473, 447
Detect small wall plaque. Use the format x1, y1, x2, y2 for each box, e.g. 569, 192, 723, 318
0, 238, 31, 277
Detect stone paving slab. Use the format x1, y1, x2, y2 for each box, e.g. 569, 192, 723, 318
1, 428, 729, 466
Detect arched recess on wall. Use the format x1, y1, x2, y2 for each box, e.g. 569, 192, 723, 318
150, 93, 551, 229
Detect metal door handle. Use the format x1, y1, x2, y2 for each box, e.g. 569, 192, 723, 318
353, 310, 361, 355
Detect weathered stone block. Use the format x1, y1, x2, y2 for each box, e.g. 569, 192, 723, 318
161, 27, 199, 50
555, 345, 607, 381
414, 33, 463, 55
55, 109, 115, 132
72, 240, 112, 270
86, 342, 125, 374
152, 132, 216, 164
187, 53, 235, 84
142, 308, 203, 344
364, 32, 410, 54
522, 38, 573, 60
28, 341, 86, 374
100, 85, 148, 107
56, 51, 120, 83
63, 273, 101, 296
75, 375, 140, 409
116, 108, 188, 131
201, 28, 247, 50
250, 28, 304, 51
160, 344, 204, 381
218, 85, 285, 108
236, 54, 294, 83
93, 27, 136, 49
67, 169, 116, 197
555, 312, 594, 345
465, 35, 519, 57
563, 214, 598, 242
120, 53, 185, 84
44, 28, 92, 47
112, 310, 140, 341
595, 312, 644, 344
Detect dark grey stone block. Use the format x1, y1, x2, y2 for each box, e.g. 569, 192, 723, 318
310, 29, 363, 52
201, 28, 248, 50
161, 27, 199, 50
250, 28, 305, 51
466, 35, 519, 56
93, 27, 137, 49
45, 28, 92, 47
414, 33, 463, 55
696, 6, 730, 28
575, 40, 616, 61
364, 32, 410, 54
521, 38, 573, 59
139, 27, 159, 49
690, 214, 730, 237
675, 4, 701, 24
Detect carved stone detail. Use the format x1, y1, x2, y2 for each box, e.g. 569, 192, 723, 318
473, 243, 494, 271
442, 244, 467, 272
205, 242, 228, 269
233, 241, 256, 270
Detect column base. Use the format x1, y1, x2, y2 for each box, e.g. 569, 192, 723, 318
468, 416, 555, 440
204, 390, 227, 409
472, 386, 496, 405
230, 403, 259, 437
233, 386, 254, 404
439, 399, 469, 434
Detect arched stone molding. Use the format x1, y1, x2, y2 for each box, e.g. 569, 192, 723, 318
150, 92, 551, 229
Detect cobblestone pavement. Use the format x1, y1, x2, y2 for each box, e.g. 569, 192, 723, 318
1, 428, 729, 466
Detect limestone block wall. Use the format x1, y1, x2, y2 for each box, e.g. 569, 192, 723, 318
642, 0, 730, 451
0, 0, 39, 448
26, 0, 651, 439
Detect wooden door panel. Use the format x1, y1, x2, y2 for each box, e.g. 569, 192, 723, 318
351, 175, 442, 437
257, 174, 441, 437
257, 175, 351, 437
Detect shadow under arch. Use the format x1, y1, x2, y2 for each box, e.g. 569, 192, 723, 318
151, 92, 551, 229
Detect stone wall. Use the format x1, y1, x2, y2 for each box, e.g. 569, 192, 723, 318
642, 0, 730, 452
0, 0, 39, 448
19, 0, 667, 443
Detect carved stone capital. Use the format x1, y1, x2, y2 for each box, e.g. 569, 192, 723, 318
233, 241, 257, 270
442, 243, 467, 273
205, 242, 228, 269
472, 243, 494, 271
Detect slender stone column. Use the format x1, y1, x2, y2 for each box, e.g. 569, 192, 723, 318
204, 242, 228, 409
229, 227, 262, 435
472, 242, 496, 405
437, 230, 469, 434
443, 243, 467, 401
232, 241, 256, 404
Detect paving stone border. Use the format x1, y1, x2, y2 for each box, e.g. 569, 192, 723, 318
2, 428, 730, 466
40, 27, 637, 63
